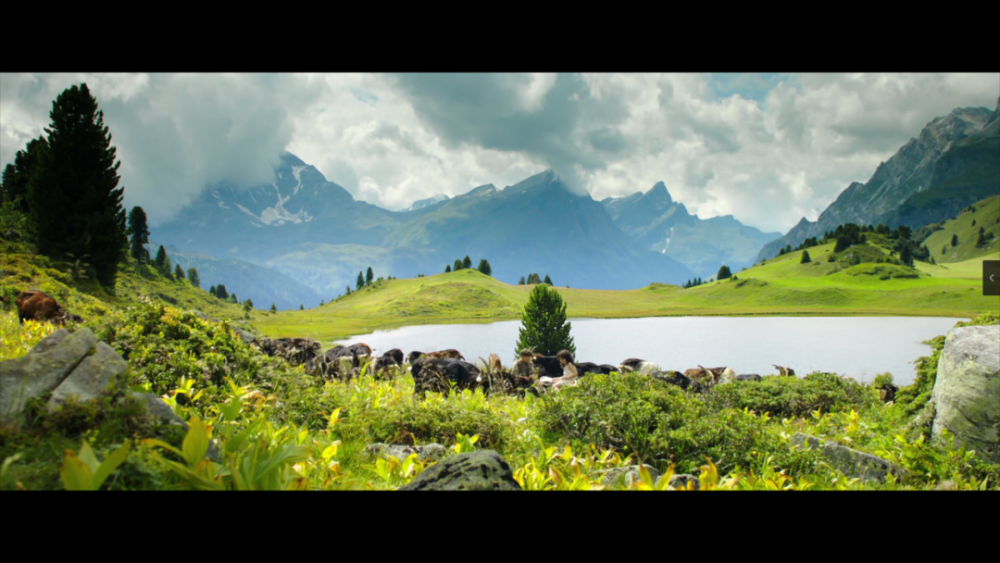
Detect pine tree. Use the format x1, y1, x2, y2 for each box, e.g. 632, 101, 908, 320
717, 265, 732, 279
528, 273, 541, 285
478, 259, 492, 276
217, 284, 229, 300
900, 245, 913, 267
345, 285, 351, 295
155, 245, 168, 271
127, 206, 150, 263
209, 285, 217, 297
951, 234, 959, 247
454, 259, 463, 271
28, 84, 126, 289
230, 293, 238, 303
356, 271, 364, 290
174, 264, 185, 280
543, 274, 552, 285
270, 303, 277, 313
514, 284, 575, 357
976, 228, 987, 247
300, 304, 304, 310
2, 137, 47, 213
518, 276, 525, 285
187, 267, 200, 289
462, 256, 472, 269
445, 264, 452, 273
800, 251, 811, 264
366, 267, 374, 285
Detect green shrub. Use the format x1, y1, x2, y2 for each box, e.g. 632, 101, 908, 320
340, 400, 513, 451
704, 372, 878, 420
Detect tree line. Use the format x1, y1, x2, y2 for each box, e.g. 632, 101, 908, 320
517, 273, 552, 285
444, 256, 492, 276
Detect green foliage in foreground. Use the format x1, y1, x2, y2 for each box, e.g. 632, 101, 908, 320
2, 242, 999, 490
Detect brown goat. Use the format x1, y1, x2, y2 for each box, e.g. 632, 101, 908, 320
423, 349, 464, 360
488, 353, 503, 373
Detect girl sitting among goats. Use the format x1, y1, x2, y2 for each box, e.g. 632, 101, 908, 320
538, 350, 579, 391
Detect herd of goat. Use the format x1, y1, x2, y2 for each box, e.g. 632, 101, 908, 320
290, 339, 800, 398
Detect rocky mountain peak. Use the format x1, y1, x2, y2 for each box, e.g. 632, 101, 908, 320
647, 181, 673, 205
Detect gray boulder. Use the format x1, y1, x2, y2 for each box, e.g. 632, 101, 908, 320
601, 464, 662, 488
47, 341, 127, 412
791, 433, 907, 483
931, 325, 1000, 464
0, 328, 97, 422
365, 443, 449, 463
398, 450, 521, 491
126, 392, 187, 428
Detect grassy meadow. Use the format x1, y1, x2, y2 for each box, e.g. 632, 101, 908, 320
255, 241, 998, 344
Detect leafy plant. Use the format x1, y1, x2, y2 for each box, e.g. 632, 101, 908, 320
60, 440, 132, 491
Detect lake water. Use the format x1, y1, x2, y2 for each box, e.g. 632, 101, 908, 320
334, 316, 969, 385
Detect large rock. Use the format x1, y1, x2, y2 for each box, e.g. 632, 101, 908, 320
0, 328, 97, 422
601, 464, 662, 488
791, 433, 907, 483
126, 392, 187, 427
398, 450, 521, 491
364, 443, 449, 463
47, 342, 127, 412
931, 325, 1000, 464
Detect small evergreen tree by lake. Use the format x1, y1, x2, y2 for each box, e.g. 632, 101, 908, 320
515, 284, 575, 357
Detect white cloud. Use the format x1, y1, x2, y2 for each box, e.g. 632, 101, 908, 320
2, 72, 996, 235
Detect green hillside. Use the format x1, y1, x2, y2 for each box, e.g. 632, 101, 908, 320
255, 243, 998, 344
920, 195, 1000, 263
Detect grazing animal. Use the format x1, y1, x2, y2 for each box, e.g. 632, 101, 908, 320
531, 354, 563, 378
410, 357, 482, 398
575, 362, 607, 376
383, 348, 404, 365
305, 355, 330, 379
407, 351, 425, 364
16, 290, 67, 326
488, 353, 503, 373
879, 383, 898, 403
599, 364, 621, 374
736, 374, 762, 382
684, 366, 713, 382
423, 349, 464, 360
326, 343, 373, 367
774, 365, 796, 377
651, 371, 691, 390
719, 367, 738, 384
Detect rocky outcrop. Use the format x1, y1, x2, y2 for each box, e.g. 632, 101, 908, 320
791, 433, 907, 483
931, 325, 1000, 464
364, 443, 449, 463
254, 337, 321, 367
398, 450, 521, 491
47, 341, 128, 412
0, 328, 98, 422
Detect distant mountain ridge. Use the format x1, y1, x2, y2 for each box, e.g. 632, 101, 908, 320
601, 181, 782, 278
758, 100, 1000, 262
154, 159, 697, 294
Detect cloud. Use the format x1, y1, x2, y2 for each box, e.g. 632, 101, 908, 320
3, 72, 997, 236
0, 73, 325, 225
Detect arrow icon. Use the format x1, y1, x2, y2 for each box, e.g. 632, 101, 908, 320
992, 274, 997, 282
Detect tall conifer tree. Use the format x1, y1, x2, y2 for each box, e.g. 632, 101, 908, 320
28, 84, 126, 289
514, 284, 575, 357
127, 206, 150, 263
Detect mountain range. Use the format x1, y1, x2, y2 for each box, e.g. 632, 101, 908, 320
600, 182, 782, 278
151, 98, 998, 307
153, 161, 711, 300
757, 98, 1000, 262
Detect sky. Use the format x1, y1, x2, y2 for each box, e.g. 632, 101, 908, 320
1, 72, 997, 234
